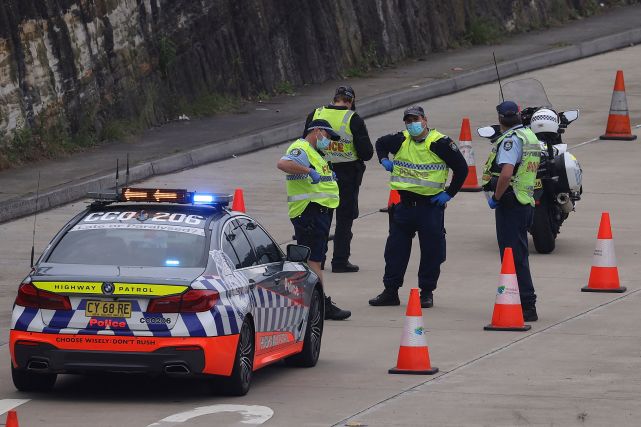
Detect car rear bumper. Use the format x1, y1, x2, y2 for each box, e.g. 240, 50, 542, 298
10, 330, 239, 376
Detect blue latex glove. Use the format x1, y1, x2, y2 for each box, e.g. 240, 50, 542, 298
308, 169, 321, 184
381, 158, 394, 172
488, 196, 500, 209
431, 192, 452, 207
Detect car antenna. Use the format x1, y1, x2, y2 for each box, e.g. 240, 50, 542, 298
30, 171, 41, 268
493, 51, 504, 102
115, 158, 119, 194
125, 153, 130, 188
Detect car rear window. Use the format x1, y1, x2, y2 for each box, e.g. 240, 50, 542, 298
46, 209, 210, 267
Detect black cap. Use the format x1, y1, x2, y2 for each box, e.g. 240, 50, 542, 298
403, 105, 426, 120
496, 101, 519, 116
335, 86, 355, 99
307, 119, 341, 141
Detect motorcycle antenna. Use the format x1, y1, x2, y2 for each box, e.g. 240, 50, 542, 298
30, 171, 41, 268
493, 51, 505, 102
125, 153, 130, 188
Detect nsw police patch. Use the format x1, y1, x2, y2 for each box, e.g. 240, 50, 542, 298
289, 148, 302, 156
449, 142, 459, 151
503, 141, 513, 151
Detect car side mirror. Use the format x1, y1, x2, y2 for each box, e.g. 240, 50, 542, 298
286, 244, 311, 263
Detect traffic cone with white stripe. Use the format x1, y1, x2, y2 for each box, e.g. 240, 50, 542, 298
484, 248, 531, 331
389, 288, 438, 375
600, 70, 637, 141
582, 212, 626, 293
6, 410, 19, 427
458, 118, 482, 192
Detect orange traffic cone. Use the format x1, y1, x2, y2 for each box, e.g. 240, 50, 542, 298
379, 189, 401, 213
6, 410, 19, 427
231, 188, 246, 212
389, 288, 439, 375
582, 212, 626, 293
458, 118, 482, 192
600, 70, 637, 141
484, 248, 531, 331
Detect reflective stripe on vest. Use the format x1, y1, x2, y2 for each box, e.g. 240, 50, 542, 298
287, 192, 339, 202
312, 107, 356, 163
284, 139, 340, 218
389, 129, 449, 196
481, 126, 541, 206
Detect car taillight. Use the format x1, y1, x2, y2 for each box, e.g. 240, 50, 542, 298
15, 283, 71, 310
147, 290, 219, 313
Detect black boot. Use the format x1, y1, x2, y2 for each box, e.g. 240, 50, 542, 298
420, 291, 433, 308
369, 288, 400, 306
522, 305, 538, 322
325, 296, 351, 320
331, 261, 359, 273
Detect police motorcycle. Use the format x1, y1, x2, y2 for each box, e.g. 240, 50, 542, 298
477, 78, 582, 254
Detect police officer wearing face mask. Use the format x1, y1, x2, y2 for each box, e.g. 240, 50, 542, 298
277, 119, 351, 320
303, 86, 373, 273
482, 101, 541, 322
369, 106, 468, 308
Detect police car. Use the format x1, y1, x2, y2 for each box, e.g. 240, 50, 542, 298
10, 188, 323, 396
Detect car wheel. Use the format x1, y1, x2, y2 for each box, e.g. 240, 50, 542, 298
12, 364, 57, 392
285, 286, 323, 367
213, 317, 254, 396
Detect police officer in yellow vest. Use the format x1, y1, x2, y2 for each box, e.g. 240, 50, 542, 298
277, 119, 351, 320
369, 106, 468, 308
304, 86, 373, 273
483, 101, 541, 322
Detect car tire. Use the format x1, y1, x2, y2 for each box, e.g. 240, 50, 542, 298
285, 286, 323, 367
11, 364, 57, 392
212, 317, 255, 396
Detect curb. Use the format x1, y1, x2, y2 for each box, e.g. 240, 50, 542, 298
1, 27, 640, 223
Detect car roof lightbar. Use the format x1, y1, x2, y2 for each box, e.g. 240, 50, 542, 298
87, 188, 232, 207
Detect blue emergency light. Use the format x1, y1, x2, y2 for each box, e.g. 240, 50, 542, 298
165, 259, 181, 266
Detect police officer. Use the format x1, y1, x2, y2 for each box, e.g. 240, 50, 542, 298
303, 86, 373, 273
277, 119, 351, 320
369, 106, 468, 308
482, 101, 541, 321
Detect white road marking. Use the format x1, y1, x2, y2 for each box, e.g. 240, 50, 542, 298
146, 404, 274, 426
569, 123, 640, 150
0, 399, 30, 417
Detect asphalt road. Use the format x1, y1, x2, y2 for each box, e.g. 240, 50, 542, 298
0, 45, 640, 426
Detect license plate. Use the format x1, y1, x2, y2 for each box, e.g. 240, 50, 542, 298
85, 301, 132, 318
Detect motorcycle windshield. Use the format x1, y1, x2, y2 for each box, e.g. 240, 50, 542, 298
502, 78, 553, 110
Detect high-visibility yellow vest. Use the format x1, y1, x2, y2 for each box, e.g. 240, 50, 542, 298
481, 127, 541, 206
284, 139, 339, 218
389, 130, 449, 196
312, 107, 356, 163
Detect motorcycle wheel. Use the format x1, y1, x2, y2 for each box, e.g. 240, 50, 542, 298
531, 198, 556, 254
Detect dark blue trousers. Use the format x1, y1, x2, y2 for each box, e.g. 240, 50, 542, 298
495, 202, 536, 307
383, 202, 446, 293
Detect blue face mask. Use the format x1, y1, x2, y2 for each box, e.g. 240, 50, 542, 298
406, 121, 424, 137
316, 134, 331, 151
